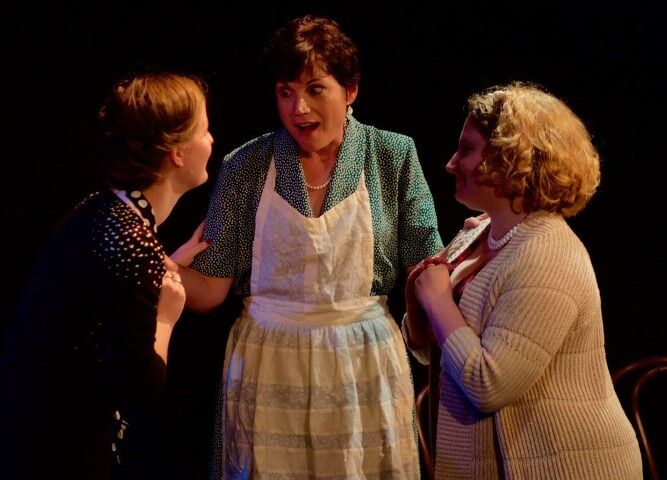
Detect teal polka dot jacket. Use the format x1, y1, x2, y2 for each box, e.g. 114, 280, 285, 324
191, 116, 443, 296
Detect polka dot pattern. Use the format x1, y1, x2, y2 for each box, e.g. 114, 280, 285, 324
91, 192, 166, 290
191, 116, 443, 295
3, 189, 168, 474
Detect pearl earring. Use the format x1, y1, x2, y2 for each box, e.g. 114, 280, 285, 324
346, 104, 353, 118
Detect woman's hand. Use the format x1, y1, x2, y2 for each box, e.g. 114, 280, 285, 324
156, 270, 186, 328
414, 263, 454, 313
413, 261, 468, 345
169, 221, 210, 267
154, 268, 186, 363
404, 256, 451, 349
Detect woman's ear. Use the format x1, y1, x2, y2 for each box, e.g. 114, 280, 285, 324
169, 148, 185, 168
346, 84, 359, 106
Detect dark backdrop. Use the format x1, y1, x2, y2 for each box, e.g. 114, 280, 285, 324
2, 1, 665, 478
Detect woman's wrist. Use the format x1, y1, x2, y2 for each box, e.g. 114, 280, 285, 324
424, 296, 463, 346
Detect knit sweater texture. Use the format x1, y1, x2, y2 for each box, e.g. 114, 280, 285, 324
410, 211, 642, 479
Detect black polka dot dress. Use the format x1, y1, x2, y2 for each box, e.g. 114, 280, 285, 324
1, 189, 167, 478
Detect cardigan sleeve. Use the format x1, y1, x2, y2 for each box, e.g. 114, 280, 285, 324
440, 233, 588, 413
441, 288, 578, 413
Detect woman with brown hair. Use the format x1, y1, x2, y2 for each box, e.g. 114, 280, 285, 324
176, 14, 441, 479
1, 72, 213, 479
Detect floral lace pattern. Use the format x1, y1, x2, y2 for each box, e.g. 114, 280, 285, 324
255, 201, 309, 300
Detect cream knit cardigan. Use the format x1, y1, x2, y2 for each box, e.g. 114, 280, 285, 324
407, 211, 642, 479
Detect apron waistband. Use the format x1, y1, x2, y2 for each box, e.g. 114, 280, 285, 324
244, 295, 390, 326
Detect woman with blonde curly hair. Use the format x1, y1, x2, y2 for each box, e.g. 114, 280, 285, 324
403, 82, 642, 479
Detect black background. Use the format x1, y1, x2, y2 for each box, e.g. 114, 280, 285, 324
2, 1, 665, 478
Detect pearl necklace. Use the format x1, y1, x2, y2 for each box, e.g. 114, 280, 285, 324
305, 176, 332, 190
487, 223, 521, 251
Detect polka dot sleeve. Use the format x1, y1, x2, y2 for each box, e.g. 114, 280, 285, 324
397, 137, 444, 266
190, 133, 273, 281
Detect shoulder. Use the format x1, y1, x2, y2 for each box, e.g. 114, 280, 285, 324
505, 213, 596, 292
356, 120, 416, 154
516, 213, 589, 263
221, 132, 274, 176
352, 120, 417, 180
91, 196, 165, 290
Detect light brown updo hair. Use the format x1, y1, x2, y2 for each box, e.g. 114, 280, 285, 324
99, 72, 208, 191
468, 82, 600, 217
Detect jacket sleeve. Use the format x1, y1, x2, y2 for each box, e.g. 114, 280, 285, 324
397, 137, 443, 266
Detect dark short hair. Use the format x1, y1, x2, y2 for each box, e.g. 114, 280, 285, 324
262, 15, 360, 88
98, 73, 208, 191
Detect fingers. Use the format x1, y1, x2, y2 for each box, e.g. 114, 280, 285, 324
414, 256, 448, 275
192, 221, 206, 240
422, 262, 449, 274
187, 221, 206, 244
424, 256, 448, 267
163, 254, 179, 272
168, 223, 211, 268
463, 216, 481, 229
163, 271, 183, 286
157, 270, 187, 329
413, 263, 450, 296
463, 212, 489, 229
407, 262, 427, 286
408, 256, 445, 286
190, 240, 210, 257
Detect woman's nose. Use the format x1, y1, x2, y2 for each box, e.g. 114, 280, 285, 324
294, 95, 310, 114
444, 155, 457, 173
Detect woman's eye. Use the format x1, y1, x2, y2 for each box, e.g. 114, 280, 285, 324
307, 85, 324, 95
277, 88, 291, 98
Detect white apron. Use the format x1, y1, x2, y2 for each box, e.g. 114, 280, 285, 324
215, 159, 419, 479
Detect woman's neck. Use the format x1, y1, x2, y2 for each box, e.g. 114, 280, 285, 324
142, 182, 181, 227
487, 208, 528, 240
299, 144, 340, 165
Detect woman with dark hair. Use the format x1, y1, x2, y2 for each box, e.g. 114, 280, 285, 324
176, 15, 440, 479
0, 72, 213, 479
404, 82, 642, 479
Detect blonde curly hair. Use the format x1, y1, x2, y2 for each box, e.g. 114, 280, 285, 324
468, 82, 600, 217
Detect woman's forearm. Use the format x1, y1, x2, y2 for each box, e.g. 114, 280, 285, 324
178, 265, 234, 313
424, 296, 467, 347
